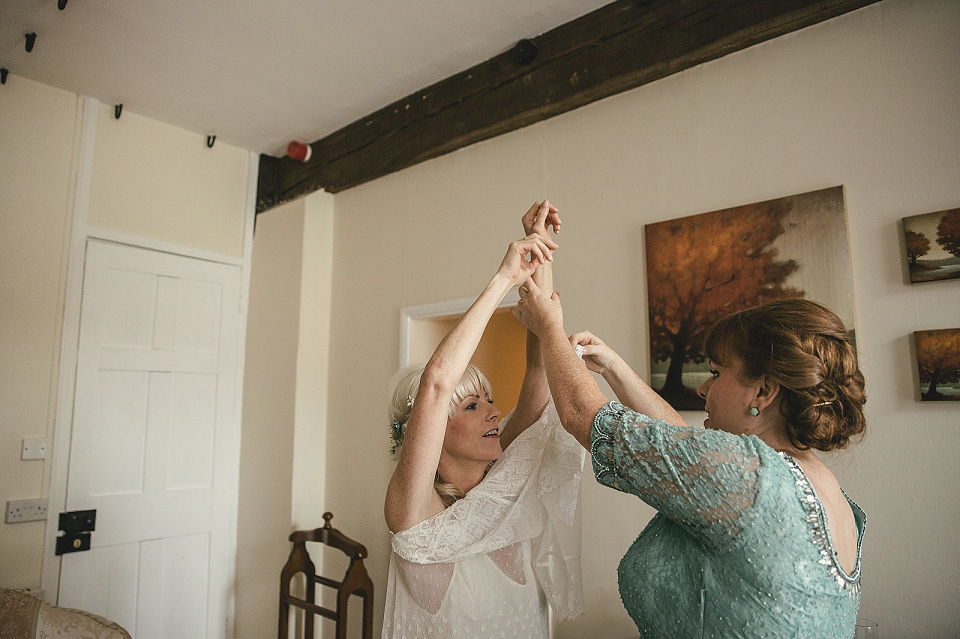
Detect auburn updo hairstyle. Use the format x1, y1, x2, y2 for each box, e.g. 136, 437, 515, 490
702, 298, 866, 451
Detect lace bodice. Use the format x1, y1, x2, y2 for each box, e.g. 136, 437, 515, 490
382, 400, 585, 638
591, 401, 866, 639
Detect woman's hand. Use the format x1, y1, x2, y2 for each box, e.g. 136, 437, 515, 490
497, 234, 557, 287
569, 331, 619, 376
513, 276, 564, 338
522, 200, 561, 237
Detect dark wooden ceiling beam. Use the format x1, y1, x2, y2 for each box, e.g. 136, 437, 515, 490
256, 0, 880, 212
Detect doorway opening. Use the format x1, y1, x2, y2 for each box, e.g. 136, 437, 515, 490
400, 294, 527, 415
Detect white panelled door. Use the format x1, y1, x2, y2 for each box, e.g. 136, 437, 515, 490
58, 239, 242, 639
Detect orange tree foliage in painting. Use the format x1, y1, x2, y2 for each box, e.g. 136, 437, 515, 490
936, 209, 960, 258
915, 329, 960, 400
646, 198, 803, 408
904, 230, 931, 264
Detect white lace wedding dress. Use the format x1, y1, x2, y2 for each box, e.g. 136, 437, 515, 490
382, 400, 585, 638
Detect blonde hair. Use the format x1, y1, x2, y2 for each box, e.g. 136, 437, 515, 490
388, 363, 493, 506
703, 298, 866, 451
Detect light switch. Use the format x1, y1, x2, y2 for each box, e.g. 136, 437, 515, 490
21, 438, 46, 460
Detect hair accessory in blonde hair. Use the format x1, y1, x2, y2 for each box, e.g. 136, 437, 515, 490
389, 418, 405, 456
812, 401, 833, 407
389, 396, 416, 456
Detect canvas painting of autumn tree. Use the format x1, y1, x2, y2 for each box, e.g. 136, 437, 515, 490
902, 208, 960, 283
914, 328, 960, 401
645, 186, 856, 410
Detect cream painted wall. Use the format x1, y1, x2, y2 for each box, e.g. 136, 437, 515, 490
88, 103, 249, 257
321, 1, 960, 637
0, 77, 80, 591
1, 72, 251, 631
292, 191, 335, 530
236, 199, 303, 639
236, 191, 335, 639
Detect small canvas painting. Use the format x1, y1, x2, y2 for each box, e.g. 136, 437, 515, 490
902, 208, 960, 283
914, 328, 960, 401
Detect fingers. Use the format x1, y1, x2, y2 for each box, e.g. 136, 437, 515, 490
528, 246, 548, 266
518, 276, 542, 297
515, 235, 557, 261
542, 200, 561, 234
535, 201, 549, 223
539, 201, 561, 235
523, 200, 561, 235
522, 202, 543, 234
525, 239, 551, 265
523, 232, 558, 251
570, 330, 600, 345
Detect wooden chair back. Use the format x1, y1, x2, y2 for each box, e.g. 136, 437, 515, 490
278, 512, 374, 639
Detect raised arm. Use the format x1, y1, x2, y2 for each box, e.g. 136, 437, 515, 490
569, 331, 687, 428
513, 278, 607, 449
501, 201, 561, 449
385, 233, 557, 532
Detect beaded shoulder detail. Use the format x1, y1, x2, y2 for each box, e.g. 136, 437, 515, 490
778, 452, 865, 596
589, 402, 625, 484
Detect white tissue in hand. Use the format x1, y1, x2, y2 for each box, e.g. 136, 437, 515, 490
575, 344, 584, 361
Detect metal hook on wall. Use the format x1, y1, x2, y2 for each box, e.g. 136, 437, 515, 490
58, 0, 68, 9
1, 69, 8, 85
114, 104, 123, 119
25, 33, 37, 53
206, 135, 216, 148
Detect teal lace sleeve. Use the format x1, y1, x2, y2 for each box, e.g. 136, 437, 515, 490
590, 401, 762, 547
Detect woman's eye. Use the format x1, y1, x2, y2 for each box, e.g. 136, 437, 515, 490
466, 402, 477, 410
709, 369, 719, 378
487, 398, 495, 405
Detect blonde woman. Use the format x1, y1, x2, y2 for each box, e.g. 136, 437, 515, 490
382, 203, 584, 638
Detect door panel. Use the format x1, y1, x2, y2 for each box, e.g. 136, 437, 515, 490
59, 239, 241, 639
59, 543, 140, 631
136, 534, 210, 639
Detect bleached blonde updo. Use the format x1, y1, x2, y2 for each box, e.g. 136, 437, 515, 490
388, 363, 494, 506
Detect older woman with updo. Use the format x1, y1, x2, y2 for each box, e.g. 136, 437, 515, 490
512, 291, 867, 638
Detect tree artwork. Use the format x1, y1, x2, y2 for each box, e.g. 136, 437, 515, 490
645, 197, 804, 409
902, 207, 960, 283
904, 230, 931, 265
936, 209, 960, 258
914, 328, 960, 401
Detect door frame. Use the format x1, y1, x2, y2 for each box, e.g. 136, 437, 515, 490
398, 290, 520, 367
41, 95, 258, 637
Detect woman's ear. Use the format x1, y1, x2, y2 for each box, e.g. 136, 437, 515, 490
754, 375, 781, 411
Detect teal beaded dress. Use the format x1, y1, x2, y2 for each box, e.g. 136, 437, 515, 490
590, 402, 866, 639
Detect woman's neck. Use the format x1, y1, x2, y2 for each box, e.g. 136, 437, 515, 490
437, 458, 488, 494
760, 427, 818, 461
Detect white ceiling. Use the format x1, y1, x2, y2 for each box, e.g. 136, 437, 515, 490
1, 0, 612, 156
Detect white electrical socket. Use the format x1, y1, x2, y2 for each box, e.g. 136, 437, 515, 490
5, 498, 48, 523
21, 438, 46, 460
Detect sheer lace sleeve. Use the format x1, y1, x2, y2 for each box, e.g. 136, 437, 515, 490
392, 399, 585, 619
590, 401, 761, 546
